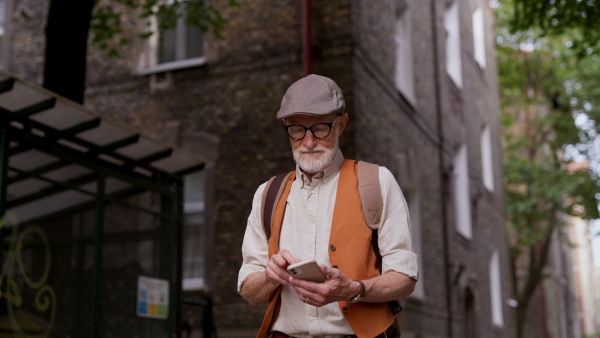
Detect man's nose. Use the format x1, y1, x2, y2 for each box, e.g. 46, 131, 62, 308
302, 129, 317, 149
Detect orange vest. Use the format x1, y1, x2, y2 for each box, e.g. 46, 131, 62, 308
257, 160, 395, 338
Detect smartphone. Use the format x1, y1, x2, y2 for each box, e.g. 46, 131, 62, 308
287, 260, 327, 283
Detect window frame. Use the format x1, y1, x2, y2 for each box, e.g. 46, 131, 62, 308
453, 144, 472, 239
480, 124, 495, 191
489, 250, 505, 327
472, 7, 487, 69
394, 0, 416, 105
444, 1, 463, 89
137, 13, 206, 75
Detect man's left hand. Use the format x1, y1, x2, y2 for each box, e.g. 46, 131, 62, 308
288, 265, 360, 307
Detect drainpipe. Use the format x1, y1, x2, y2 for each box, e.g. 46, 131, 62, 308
302, 0, 312, 76
431, 1, 453, 337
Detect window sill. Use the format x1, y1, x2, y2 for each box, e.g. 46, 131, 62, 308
138, 57, 206, 75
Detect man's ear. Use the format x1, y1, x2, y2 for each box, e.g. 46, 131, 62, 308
337, 113, 349, 136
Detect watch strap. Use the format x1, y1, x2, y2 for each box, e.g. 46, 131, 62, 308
349, 280, 365, 303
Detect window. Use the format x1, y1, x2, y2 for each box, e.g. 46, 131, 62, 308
464, 288, 476, 338
394, 0, 416, 105
480, 125, 494, 191
444, 1, 463, 88
489, 250, 504, 326
182, 170, 206, 290
138, 6, 206, 74
453, 144, 472, 238
472, 7, 486, 69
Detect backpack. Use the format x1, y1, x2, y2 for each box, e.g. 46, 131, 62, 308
260, 161, 402, 315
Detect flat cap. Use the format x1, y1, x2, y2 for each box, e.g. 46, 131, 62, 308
276, 74, 345, 119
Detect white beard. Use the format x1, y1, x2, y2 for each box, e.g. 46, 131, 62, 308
292, 136, 339, 175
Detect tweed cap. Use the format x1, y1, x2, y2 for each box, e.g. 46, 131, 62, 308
276, 74, 345, 119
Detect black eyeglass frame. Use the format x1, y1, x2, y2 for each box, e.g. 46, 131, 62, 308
283, 114, 343, 140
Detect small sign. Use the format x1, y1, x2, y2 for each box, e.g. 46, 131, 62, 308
137, 276, 169, 319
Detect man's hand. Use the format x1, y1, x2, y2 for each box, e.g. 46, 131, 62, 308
288, 265, 360, 307
265, 249, 300, 286
240, 249, 300, 306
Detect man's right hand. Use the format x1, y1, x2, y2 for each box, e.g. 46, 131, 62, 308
240, 249, 299, 306
265, 249, 300, 286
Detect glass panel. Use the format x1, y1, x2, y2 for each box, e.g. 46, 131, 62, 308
183, 212, 204, 280
0, 209, 95, 337
186, 24, 204, 59
184, 171, 204, 205
159, 28, 177, 64
99, 194, 169, 336
183, 170, 205, 283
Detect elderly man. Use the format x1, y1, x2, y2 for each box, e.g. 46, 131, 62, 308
238, 74, 418, 338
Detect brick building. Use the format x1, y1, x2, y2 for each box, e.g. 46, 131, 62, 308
1, 0, 516, 337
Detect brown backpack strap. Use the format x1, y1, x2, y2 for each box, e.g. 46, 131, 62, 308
357, 161, 383, 229
261, 171, 294, 239
357, 161, 402, 315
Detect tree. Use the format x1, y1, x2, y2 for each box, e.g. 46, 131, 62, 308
43, 0, 238, 104
497, 1, 600, 337
504, 0, 600, 57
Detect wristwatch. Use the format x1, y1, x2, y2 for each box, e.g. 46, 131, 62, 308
349, 280, 365, 303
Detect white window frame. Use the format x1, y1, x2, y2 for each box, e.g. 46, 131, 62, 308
138, 7, 206, 75
444, 1, 463, 88
394, 0, 416, 105
480, 124, 494, 191
472, 7, 486, 69
182, 170, 206, 291
453, 144, 472, 238
489, 250, 504, 327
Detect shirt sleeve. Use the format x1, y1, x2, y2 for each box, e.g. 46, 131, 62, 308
377, 167, 419, 280
237, 182, 269, 293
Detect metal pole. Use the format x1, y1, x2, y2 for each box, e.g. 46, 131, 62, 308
169, 180, 183, 338
171, 181, 184, 338
0, 126, 9, 272
302, 0, 312, 76
431, 1, 453, 337
91, 173, 105, 338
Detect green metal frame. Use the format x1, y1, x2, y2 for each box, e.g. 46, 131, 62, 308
0, 123, 190, 338
0, 125, 8, 273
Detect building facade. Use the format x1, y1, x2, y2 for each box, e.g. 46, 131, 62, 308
1, 0, 516, 337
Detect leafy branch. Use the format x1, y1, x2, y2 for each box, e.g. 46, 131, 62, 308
90, 0, 240, 57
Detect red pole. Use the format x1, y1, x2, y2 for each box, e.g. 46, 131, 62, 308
302, 0, 312, 76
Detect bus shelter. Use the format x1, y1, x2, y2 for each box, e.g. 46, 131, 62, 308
0, 71, 203, 337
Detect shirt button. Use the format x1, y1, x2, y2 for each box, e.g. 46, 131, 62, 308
330, 244, 336, 251
310, 223, 316, 228
309, 253, 314, 259
309, 315, 316, 321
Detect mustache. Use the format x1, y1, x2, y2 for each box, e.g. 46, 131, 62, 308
295, 145, 328, 153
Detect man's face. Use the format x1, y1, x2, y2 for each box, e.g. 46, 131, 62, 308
284, 113, 348, 175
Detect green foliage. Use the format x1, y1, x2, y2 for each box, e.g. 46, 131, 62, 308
497, 2, 600, 335
90, 0, 240, 57
501, 0, 600, 57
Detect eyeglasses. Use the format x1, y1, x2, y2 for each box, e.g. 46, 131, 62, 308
284, 115, 341, 140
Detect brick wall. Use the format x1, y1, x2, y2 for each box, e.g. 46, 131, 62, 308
5, 0, 517, 336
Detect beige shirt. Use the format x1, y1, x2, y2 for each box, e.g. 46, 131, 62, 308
238, 149, 418, 337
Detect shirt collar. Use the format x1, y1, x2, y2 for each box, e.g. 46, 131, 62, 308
296, 148, 345, 186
